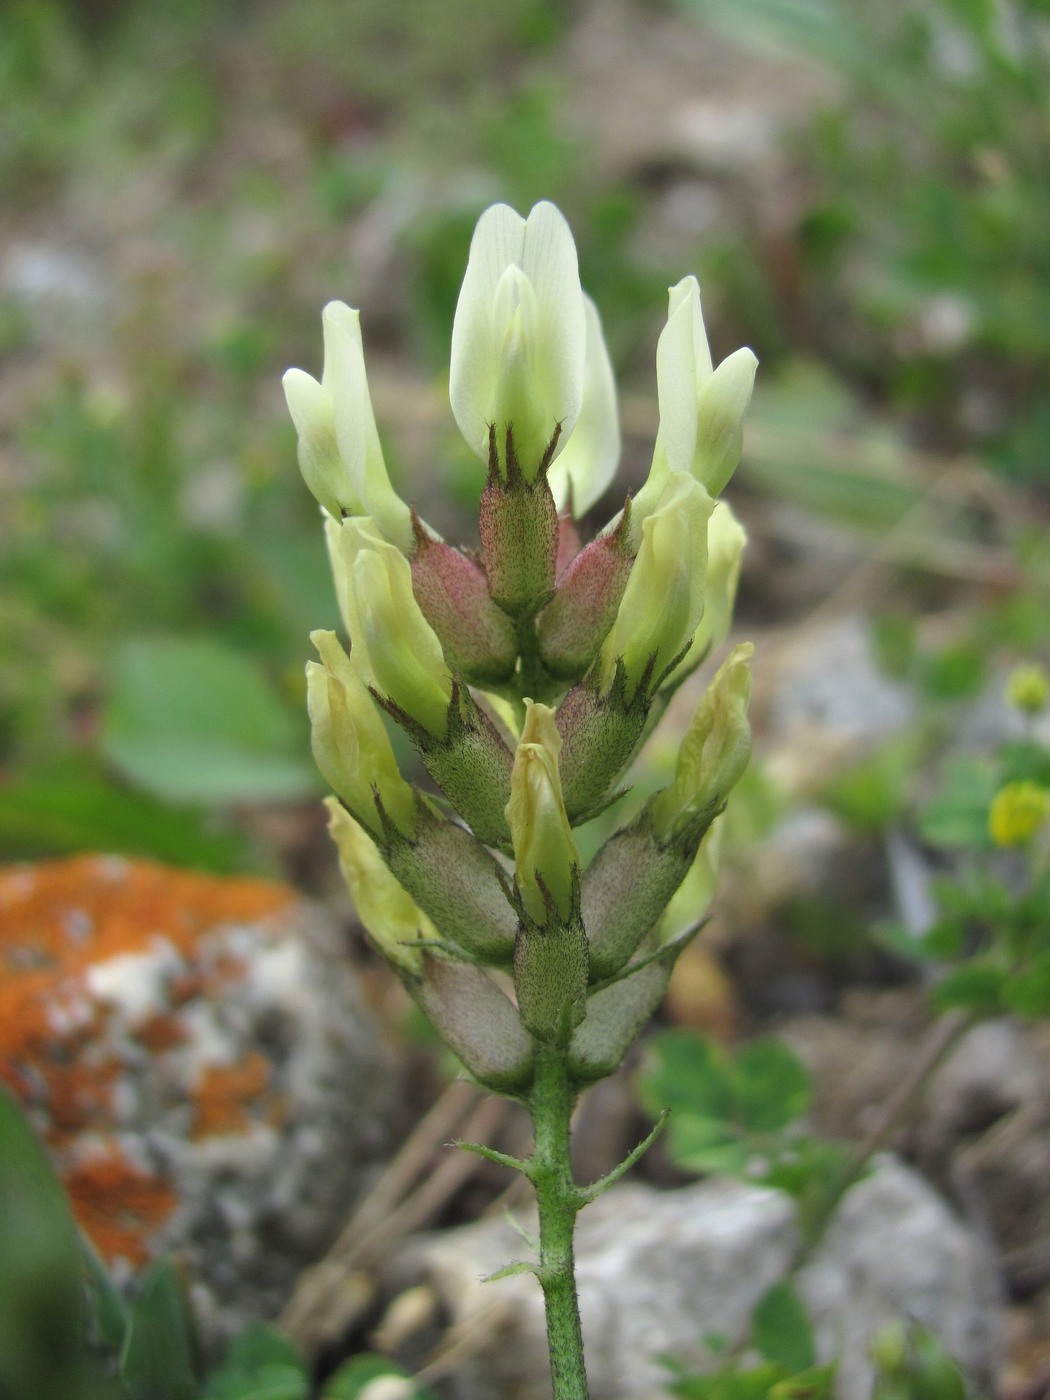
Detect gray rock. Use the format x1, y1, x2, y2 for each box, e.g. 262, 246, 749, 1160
797, 1158, 1003, 1398
392, 1161, 1002, 1400
769, 614, 915, 751
1, 855, 401, 1342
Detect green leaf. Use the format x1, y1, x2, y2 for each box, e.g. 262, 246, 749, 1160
872, 919, 938, 964
751, 1282, 816, 1373
81, 1234, 130, 1355
637, 1030, 735, 1122
0, 758, 260, 871
770, 1362, 837, 1399
668, 1116, 751, 1177
758, 1138, 857, 1242
119, 1258, 198, 1400
823, 739, 916, 833
731, 1040, 811, 1134
0, 1085, 87, 1398
664, 1359, 786, 1400
102, 636, 318, 804
201, 1324, 309, 1400
1004, 952, 1050, 1019
920, 642, 985, 702
918, 756, 999, 851
932, 962, 1006, 1015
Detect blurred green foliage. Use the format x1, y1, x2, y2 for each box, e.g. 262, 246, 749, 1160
3, 0, 1049, 885
679, 0, 1050, 480
637, 1028, 854, 1243
0, 0, 674, 871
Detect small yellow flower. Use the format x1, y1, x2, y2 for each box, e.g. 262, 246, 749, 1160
1006, 663, 1049, 716
988, 780, 1049, 847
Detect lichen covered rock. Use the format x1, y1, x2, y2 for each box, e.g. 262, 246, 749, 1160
0, 854, 400, 1334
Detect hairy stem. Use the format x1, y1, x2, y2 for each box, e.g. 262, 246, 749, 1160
529, 1041, 590, 1400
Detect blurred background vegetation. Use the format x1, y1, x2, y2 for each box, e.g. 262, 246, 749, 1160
2, 0, 1049, 883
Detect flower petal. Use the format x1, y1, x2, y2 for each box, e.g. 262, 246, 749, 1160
547, 295, 620, 516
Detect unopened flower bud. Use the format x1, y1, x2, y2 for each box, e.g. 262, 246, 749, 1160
450, 201, 586, 481
988, 780, 1049, 847
506, 701, 579, 924
537, 510, 634, 680
308, 630, 416, 839
478, 465, 559, 619
284, 302, 413, 550
555, 676, 651, 824
337, 520, 453, 739
415, 955, 534, 1092
650, 643, 753, 842
414, 686, 515, 849
658, 816, 724, 944
383, 804, 518, 966
581, 813, 700, 980
410, 524, 517, 684
325, 800, 431, 972
569, 959, 674, 1085
1006, 663, 1049, 715
597, 474, 713, 703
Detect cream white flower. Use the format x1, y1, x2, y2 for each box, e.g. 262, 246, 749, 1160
546, 295, 620, 516
307, 629, 416, 838
675, 501, 747, 679
335, 519, 453, 738
450, 201, 587, 480
632, 277, 757, 538
597, 473, 714, 701
283, 301, 413, 550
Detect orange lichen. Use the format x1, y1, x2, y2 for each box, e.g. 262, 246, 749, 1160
191, 1051, 271, 1139
0, 854, 293, 1076
0, 855, 297, 1266
43, 1058, 122, 1136
133, 1011, 189, 1053
65, 1151, 179, 1268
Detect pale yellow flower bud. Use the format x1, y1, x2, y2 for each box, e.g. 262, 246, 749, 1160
1006, 663, 1049, 716
675, 501, 747, 679
651, 643, 754, 841
336, 520, 454, 739
988, 780, 1049, 847
325, 799, 433, 972
307, 630, 417, 839
597, 474, 714, 702
506, 701, 579, 923
659, 816, 724, 943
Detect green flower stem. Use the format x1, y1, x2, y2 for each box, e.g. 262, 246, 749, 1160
529, 1040, 590, 1400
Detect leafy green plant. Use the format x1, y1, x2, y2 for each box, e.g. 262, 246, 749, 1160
660, 1280, 835, 1399
677, 0, 1050, 476
638, 1028, 852, 1243
878, 665, 1050, 1021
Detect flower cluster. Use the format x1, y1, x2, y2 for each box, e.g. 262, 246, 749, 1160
285, 201, 756, 1091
